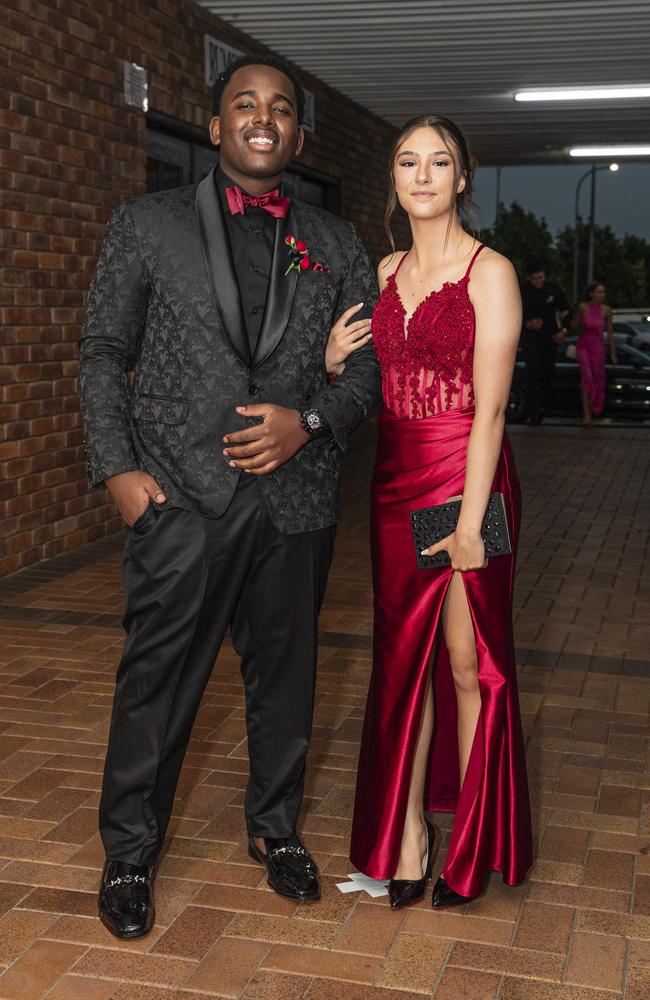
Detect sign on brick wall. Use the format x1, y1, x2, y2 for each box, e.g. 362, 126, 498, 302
203, 33, 315, 133
302, 90, 315, 134
123, 62, 148, 111
204, 34, 242, 86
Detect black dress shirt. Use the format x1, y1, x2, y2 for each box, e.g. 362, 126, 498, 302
214, 166, 330, 438
215, 167, 276, 358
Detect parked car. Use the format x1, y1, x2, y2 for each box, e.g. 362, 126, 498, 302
612, 309, 650, 323
508, 334, 650, 422
612, 318, 650, 355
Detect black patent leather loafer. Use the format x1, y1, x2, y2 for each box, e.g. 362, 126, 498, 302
431, 873, 476, 908
99, 860, 154, 939
389, 819, 436, 909
249, 834, 320, 902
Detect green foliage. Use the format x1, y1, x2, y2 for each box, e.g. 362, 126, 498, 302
480, 202, 555, 278
481, 201, 650, 308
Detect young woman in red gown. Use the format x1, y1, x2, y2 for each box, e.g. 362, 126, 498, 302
327, 115, 532, 908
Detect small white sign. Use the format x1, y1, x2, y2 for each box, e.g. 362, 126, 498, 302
123, 62, 148, 112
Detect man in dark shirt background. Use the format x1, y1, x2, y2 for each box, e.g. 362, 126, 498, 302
521, 261, 572, 425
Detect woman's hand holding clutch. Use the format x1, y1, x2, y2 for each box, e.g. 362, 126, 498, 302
421, 528, 487, 571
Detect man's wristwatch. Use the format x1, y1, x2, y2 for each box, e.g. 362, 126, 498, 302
299, 407, 327, 438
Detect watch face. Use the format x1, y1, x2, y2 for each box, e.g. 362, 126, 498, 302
306, 412, 322, 431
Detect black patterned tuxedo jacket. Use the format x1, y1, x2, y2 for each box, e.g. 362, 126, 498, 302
78, 166, 381, 533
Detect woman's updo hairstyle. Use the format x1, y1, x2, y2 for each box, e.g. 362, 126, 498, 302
384, 114, 476, 251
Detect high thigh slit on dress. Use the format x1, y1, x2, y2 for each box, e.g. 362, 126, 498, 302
349, 246, 533, 899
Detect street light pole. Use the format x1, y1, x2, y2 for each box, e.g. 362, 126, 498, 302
495, 166, 502, 224
573, 163, 618, 302
573, 167, 592, 302
587, 163, 596, 284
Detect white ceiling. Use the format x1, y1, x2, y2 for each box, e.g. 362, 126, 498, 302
191, 0, 650, 165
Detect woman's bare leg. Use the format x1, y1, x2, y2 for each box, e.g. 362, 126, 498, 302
393, 570, 480, 880
392, 669, 434, 879
442, 571, 480, 787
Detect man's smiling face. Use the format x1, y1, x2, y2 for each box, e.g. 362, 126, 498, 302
209, 64, 304, 194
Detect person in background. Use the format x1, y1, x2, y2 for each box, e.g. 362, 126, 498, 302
575, 282, 617, 426
521, 262, 571, 425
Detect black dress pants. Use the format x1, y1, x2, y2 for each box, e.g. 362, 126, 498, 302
99, 476, 336, 866
522, 334, 557, 419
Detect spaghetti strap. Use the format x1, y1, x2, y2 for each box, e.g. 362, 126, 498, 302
394, 250, 410, 276
464, 243, 485, 279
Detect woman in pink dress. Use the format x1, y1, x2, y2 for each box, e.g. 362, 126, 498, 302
576, 283, 617, 425
327, 114, 532, 909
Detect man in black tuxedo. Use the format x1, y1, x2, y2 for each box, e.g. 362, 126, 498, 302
521, 261, 571, 425
78, 55, 379, 938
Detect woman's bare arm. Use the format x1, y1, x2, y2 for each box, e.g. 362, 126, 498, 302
605, 306, 617, 363
424, 250, 521, 571
422, 249, 521, 570
457, 250, 521, 541
573, 302, 586, 331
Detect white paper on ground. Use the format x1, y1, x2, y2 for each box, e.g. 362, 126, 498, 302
335, 872, 389, 897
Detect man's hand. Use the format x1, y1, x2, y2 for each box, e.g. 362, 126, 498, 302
223, 404, 309, 475
105, 471, 166, 527
525, 318, 543, 331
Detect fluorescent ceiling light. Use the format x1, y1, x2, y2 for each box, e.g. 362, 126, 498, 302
515, 86, 650, 102
569, 145, 650, 157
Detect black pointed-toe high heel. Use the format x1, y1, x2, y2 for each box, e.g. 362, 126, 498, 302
431, 873, 476, 908
388, 819, 436, 910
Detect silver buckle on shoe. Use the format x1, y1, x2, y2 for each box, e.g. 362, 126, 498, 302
268, 846, 307, 858
105, 874, 148, 889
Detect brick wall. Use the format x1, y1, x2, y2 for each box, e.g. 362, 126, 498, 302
0, 0, 405, 578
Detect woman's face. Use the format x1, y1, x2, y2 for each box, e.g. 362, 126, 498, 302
592, 284, 606, 302
393, 126, 464, 221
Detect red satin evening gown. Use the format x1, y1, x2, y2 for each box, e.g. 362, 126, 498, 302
350, 245, 533, 899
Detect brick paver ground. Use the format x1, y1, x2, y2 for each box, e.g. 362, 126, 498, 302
0, 420, 648, 999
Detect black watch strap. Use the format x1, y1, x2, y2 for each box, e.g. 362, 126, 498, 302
299, 407, 328, 438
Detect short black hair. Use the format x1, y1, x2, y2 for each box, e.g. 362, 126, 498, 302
525, 260, 546, 274
211, 54, 305, 124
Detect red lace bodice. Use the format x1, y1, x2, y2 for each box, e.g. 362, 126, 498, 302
372, 245, 485, 419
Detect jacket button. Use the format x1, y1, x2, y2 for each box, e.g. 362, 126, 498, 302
248, 383, 259, 395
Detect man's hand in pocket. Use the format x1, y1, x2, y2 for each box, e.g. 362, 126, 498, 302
105, 471, 166, 527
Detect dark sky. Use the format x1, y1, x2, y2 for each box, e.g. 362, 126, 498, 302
474, 163, 650, 241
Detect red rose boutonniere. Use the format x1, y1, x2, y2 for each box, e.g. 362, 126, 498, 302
284, 234, 329, 276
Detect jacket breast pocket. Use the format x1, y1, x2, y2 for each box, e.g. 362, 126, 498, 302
132, 394, 189, 425
305, 268, 338, 301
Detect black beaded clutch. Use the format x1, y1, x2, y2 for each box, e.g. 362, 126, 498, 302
410, 492, 511, 569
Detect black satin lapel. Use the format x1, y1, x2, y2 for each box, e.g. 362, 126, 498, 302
251, 204, 299, 370
196, 168, 250, 368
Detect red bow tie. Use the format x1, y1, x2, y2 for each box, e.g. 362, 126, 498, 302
225, 186, 291, 220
